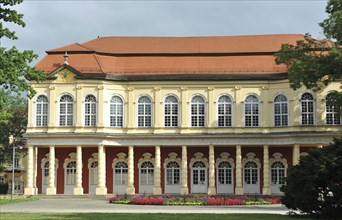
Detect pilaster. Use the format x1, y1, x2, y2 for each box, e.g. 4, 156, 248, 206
154, 88, 162, 128
180, 87, 189, 129
75, 84, 82, 127
207, 87, 215, 127
48, 85, 56, 128
127, 87, 135, 129
97, 85, 104, 128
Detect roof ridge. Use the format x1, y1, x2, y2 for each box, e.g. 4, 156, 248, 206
76, 43, 95, 51
93, 54, 105, 73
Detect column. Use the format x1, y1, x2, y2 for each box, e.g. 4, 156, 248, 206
33, 146, 38, 194
96, 145, 107, 195
46, 146, 56, 195
292, 144, 300, 165
153, 146, 162, 194
262, 145, 271, 195
126, 145, 135, 194
235, 145, 243, 195
74, 145, 83, 195
208, 145, 216, 195
24, 145, 35, 195
180, 145, 189, 194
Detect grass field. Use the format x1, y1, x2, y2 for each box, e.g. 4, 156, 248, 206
0, 197, 38, 205
0, 213, 314, 220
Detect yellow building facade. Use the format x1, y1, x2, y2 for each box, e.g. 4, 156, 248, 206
24, 35, 341, 196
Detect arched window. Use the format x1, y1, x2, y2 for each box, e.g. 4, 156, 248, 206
274, 94, 288, 126
271, 161, 285, 185
245, 95, 259, 127
137, 96, 152, 127
166, 161, 180, 185
326, 93, 341, 125
217, 161, 232, 184
140, 161, 154, 185
84, 95, 96, 126
244, 161, 258, 184
115, 161, 128, 185
164, 96, 179, 127
217, 95, 232, 127
59, 95, 73, 126
36, 95, 48, 127
301, 93, 314, 125
66, 161, 76, 185
89, 161, 98, 185
191, 96, 205, 127
110, 96, 123, 127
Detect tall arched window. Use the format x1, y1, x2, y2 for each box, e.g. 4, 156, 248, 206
326, 92, 341, 125
274, 94, 288, 126
166, 161, 180, 185
301, 93, 314, 125
164, 96, 178, 127
137, 96, 152, 127
59, 95, 73, 126
244, 161, 258, 185
140, 161, 154, 185
36, 95, 48, 127
217, 95, 232, 127
245, 95, 259, 127
43, 161, 49, 185
84, 95, 97, 126
191, 96, 205, 127
110, 96, 123, 127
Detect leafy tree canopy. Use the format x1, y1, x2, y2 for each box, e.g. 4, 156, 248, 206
0, 0, 45, 123
275, 0, 342, 112
0, 89, 27, 163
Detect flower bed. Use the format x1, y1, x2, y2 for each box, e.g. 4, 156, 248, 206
108, 195, 280, 206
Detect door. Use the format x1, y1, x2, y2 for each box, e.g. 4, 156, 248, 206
64, 161, 76, 194
88, 161, 98, 194
113, 161, 128, 195
191, 161, 207, 193
164, 161, 181, 194
139, 161, 154, 194
243, 161, 260, 194
217, 161, 234, 194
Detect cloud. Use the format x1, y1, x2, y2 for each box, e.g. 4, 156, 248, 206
1, 1, 327, 64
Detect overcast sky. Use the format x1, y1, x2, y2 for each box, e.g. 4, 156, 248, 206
2, 0, 328, 64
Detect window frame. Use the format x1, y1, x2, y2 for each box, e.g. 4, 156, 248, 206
59, 94, 74, 127
35, 94, 49, 127
325, 92, 341, 125
300, 92, 315, 125
217, 94, 233, 127
110, 95, 124, 127
84, 94, 97, 127
273, 94, 289, 127
137, 95, 153, 128
190, 95, 206, 127
244, 94, 260, 127
164, 95, 179, 128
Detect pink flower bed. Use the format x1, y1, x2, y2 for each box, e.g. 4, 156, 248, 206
132, 196, 165, 205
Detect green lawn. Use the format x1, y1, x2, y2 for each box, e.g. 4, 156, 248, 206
0, 213, 314, 220
0, 197, 38, 205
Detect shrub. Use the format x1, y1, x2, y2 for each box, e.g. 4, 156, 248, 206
0, 183, 8, 194
281, 138, 342, 219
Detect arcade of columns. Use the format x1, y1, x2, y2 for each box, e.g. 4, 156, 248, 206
24, 144, 303, 195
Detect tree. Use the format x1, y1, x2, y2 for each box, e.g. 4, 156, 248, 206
0, 0, 45, 123
0, 89, 27, 163
281, 138, 342, 219
275, 0, 342, 113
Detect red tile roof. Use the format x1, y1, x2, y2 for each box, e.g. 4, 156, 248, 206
37, 34, 305, 77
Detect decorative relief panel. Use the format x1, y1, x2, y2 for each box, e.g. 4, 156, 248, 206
55, 69, 75, 83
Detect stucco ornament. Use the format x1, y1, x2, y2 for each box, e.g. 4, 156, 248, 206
56, 69, 75, 83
